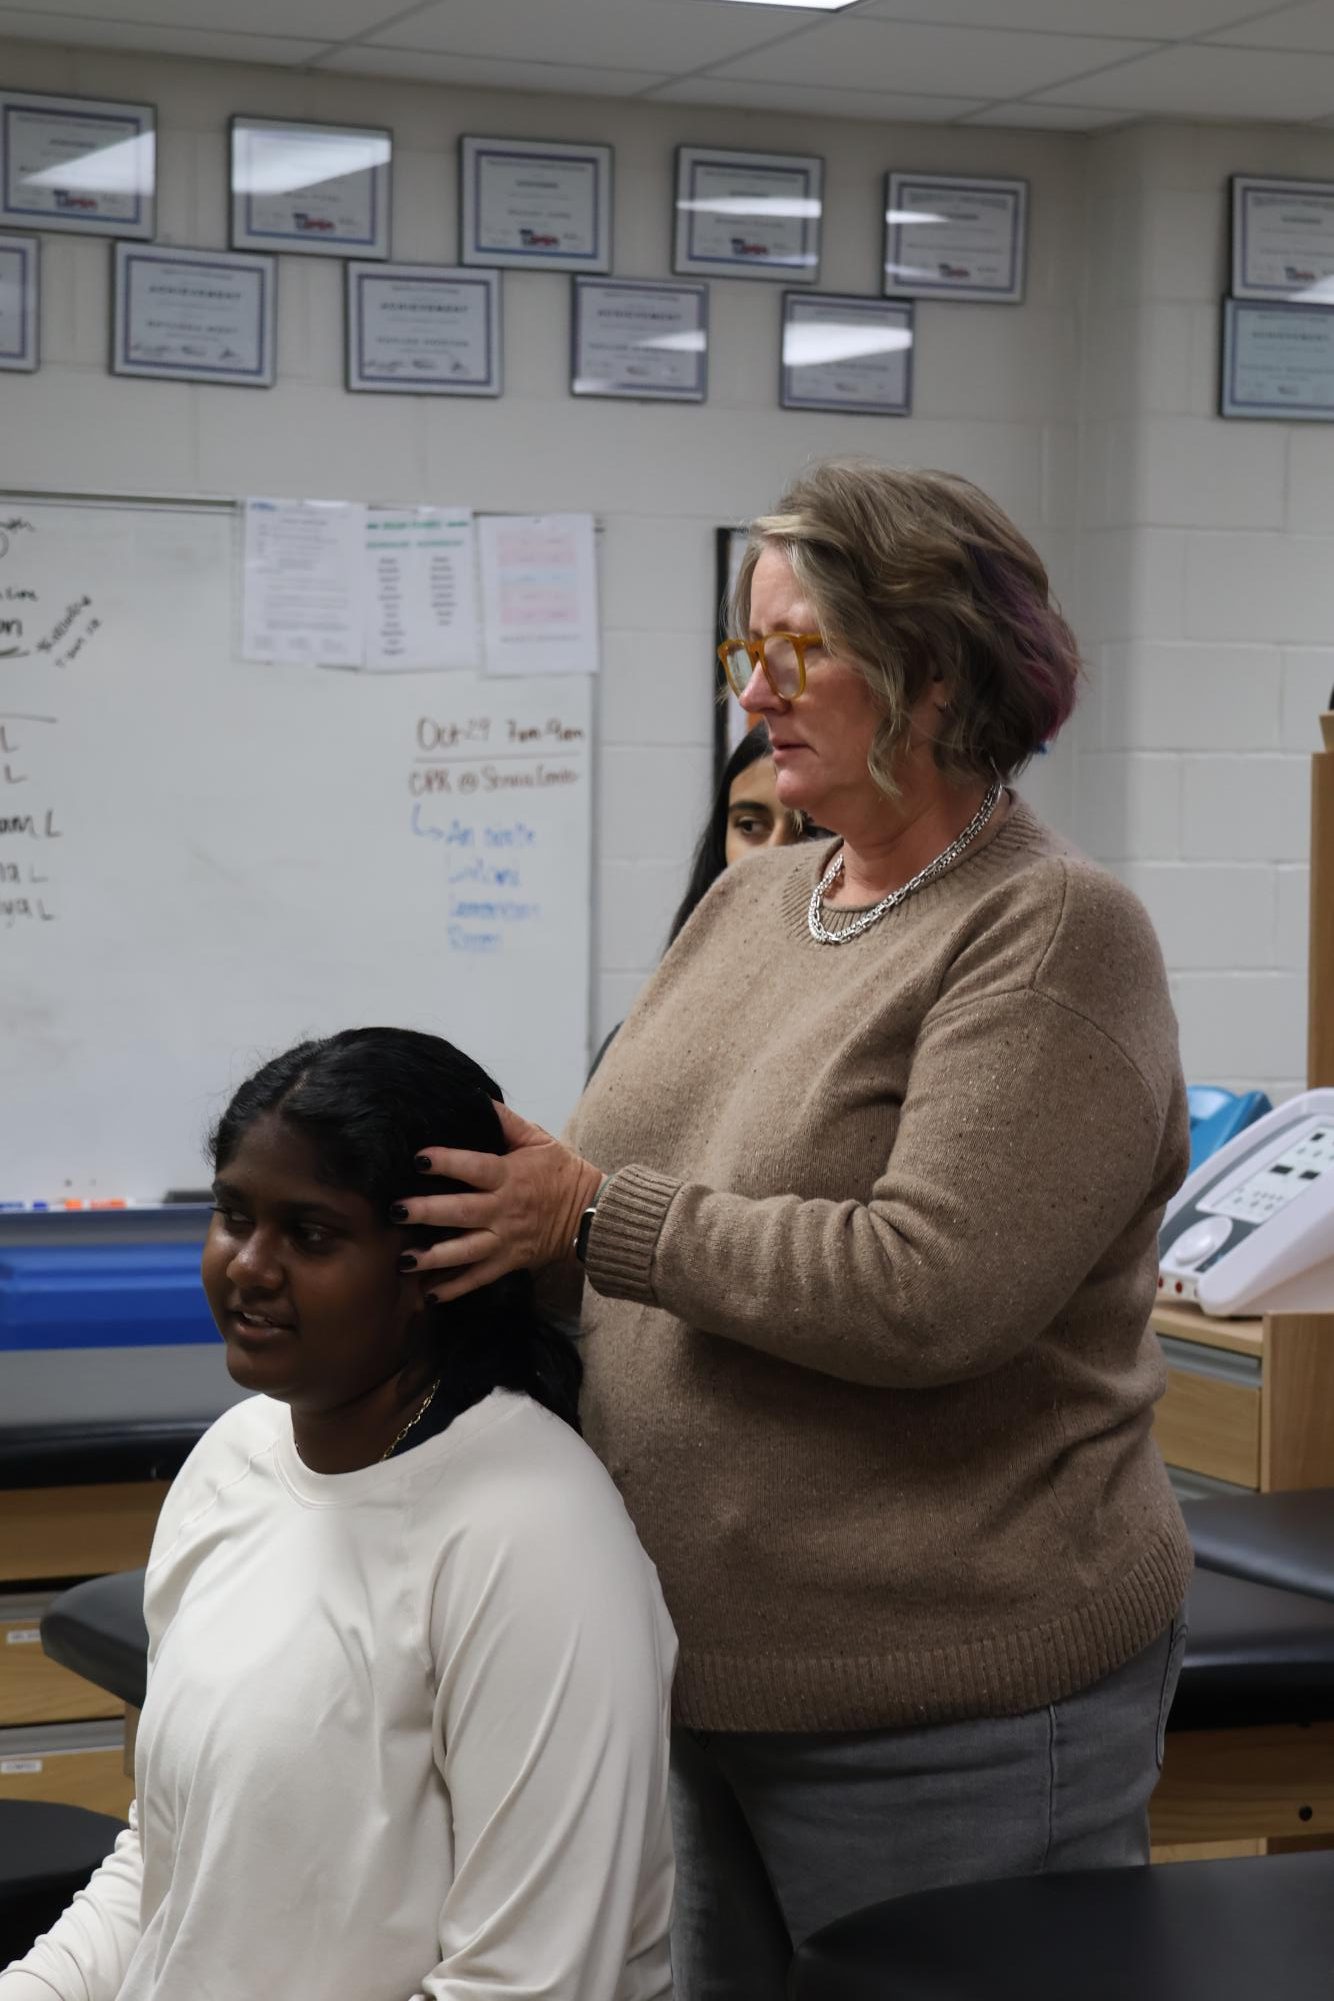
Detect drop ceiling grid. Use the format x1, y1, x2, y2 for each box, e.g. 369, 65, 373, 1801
0, 0, 1333, 127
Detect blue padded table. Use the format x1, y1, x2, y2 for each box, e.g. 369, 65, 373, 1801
0, 1215, 227, 1630
0, 1209, 241, 1431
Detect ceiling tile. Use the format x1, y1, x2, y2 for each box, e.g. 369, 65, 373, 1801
964, 101, 1132, 127
0, 10, 325, 61
321, 45, 669, 93
699, 19, 1156, 98
1209, 1, 1334, 51
0, 0, 403, 33
1029, 41, 1334, 117
857, 0, 1266, 34
365, 0, 809, 70
651, 74, 987, 119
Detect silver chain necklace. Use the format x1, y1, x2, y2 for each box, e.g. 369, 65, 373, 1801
807, 779, 1003, 945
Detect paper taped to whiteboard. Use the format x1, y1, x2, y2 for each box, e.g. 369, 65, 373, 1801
242, 497, 366, 666
365, 507, 479, 672
479, 512, 599, 677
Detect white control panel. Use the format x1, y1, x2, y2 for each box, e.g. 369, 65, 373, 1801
1203, 1122, 1334, 1226
1159, 1091, 1334, 1316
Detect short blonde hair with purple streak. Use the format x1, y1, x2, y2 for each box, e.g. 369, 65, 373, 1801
734, 460, 1081, 798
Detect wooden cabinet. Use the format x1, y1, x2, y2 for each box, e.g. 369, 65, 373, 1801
1149, 1299, 1334, 1862
0, 1479, 164, 1820
0, 1596, 121, 1727
1151, 1302, 1334, 1493
0, 1482, 167, 1584
0, 1725, 131, 1819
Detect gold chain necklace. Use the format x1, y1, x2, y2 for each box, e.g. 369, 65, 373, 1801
380, 1377, 442, 1461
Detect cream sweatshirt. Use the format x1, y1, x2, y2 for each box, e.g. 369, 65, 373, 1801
1, 1391, 676, 2001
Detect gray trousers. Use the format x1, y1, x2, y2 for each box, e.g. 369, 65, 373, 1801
669, 1615, 1187, 2000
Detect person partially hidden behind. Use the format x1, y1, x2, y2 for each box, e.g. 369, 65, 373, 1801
0, 1029, 676, 2001
590, 724, 817, 1078
668, 723, 812, 947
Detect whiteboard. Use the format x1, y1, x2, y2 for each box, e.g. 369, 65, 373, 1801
0, 496, 592, 1201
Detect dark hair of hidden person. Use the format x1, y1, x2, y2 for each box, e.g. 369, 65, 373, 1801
666, 726, 775, 946
209, 1025, 582, 1436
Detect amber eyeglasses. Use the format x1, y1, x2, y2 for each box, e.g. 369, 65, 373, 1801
718, 632, 822, 701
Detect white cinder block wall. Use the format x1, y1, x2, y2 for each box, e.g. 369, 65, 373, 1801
0, 36, 1084, 1064
0, 32, 1328, 1097
1077, 122, 1332, 1104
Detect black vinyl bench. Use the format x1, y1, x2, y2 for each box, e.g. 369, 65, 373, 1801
1153, 1492, 1334, 1849
14, 1492, 1334, 1971
790, 1851, 1334, 2000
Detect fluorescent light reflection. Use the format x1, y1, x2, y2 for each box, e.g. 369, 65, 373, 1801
1294, 278, 1334, 302
715, 0, 858, 9
885, 207, 947, 226
233, 133, 390, 197
639, 331, 707, 352
784, 323, 912, 367
678, 196, 822, 218
23, 131, 154, 195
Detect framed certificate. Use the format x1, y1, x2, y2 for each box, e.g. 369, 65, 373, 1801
112, 243, 276, 387
0, 234, 39, 373
780, 292, 913, 416
1220, 297, 1334, 421
572, 276, 708, 402
1232, 175, 1334, 302
0, 88, 154, 239
231, 116, 391, 258
347, 262, 500, 396
884, 171, 1027, 303
674, 145, 823, 281
460, 136, 611, 272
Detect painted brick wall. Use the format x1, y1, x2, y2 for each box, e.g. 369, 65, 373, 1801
1, 32, 1329, 1098
1078, 122, 1334, 1102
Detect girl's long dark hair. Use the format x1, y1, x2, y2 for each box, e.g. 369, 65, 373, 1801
666, 726, 774, 948
209, 1027, 582, 1434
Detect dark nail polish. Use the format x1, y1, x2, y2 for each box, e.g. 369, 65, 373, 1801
398, 1252, 418, 1272
389, 1203, 409, 1223
426, 1292, 443, 1306
414, 1154, 432, 1173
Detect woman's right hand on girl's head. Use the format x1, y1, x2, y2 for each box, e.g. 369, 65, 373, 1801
393, 1102, 605, 1303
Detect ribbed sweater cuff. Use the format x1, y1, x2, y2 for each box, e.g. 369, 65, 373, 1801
584, 1163, 681, 1304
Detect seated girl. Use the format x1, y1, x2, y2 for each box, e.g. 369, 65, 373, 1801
1, 1028, 676, 2001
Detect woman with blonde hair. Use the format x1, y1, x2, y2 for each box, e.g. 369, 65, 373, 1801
396, 461, 1191, 1998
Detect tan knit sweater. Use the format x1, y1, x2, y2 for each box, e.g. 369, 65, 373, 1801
569, 798, 1193, 1733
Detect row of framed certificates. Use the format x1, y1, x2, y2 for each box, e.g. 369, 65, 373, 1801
1223, 176, 1334, 421
0, 234, 915, 413
0, 86, 1028, 302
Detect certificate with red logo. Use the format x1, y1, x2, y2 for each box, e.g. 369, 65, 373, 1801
230, 116, 391, 259
884, 172, 1027, 304
460, 137, 612, 273
1232, 176, 1334, 303
674, 146, 822, 282
0, 89, 154, 239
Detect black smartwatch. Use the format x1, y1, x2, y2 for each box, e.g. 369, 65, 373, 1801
574, 1177, 611, 1264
